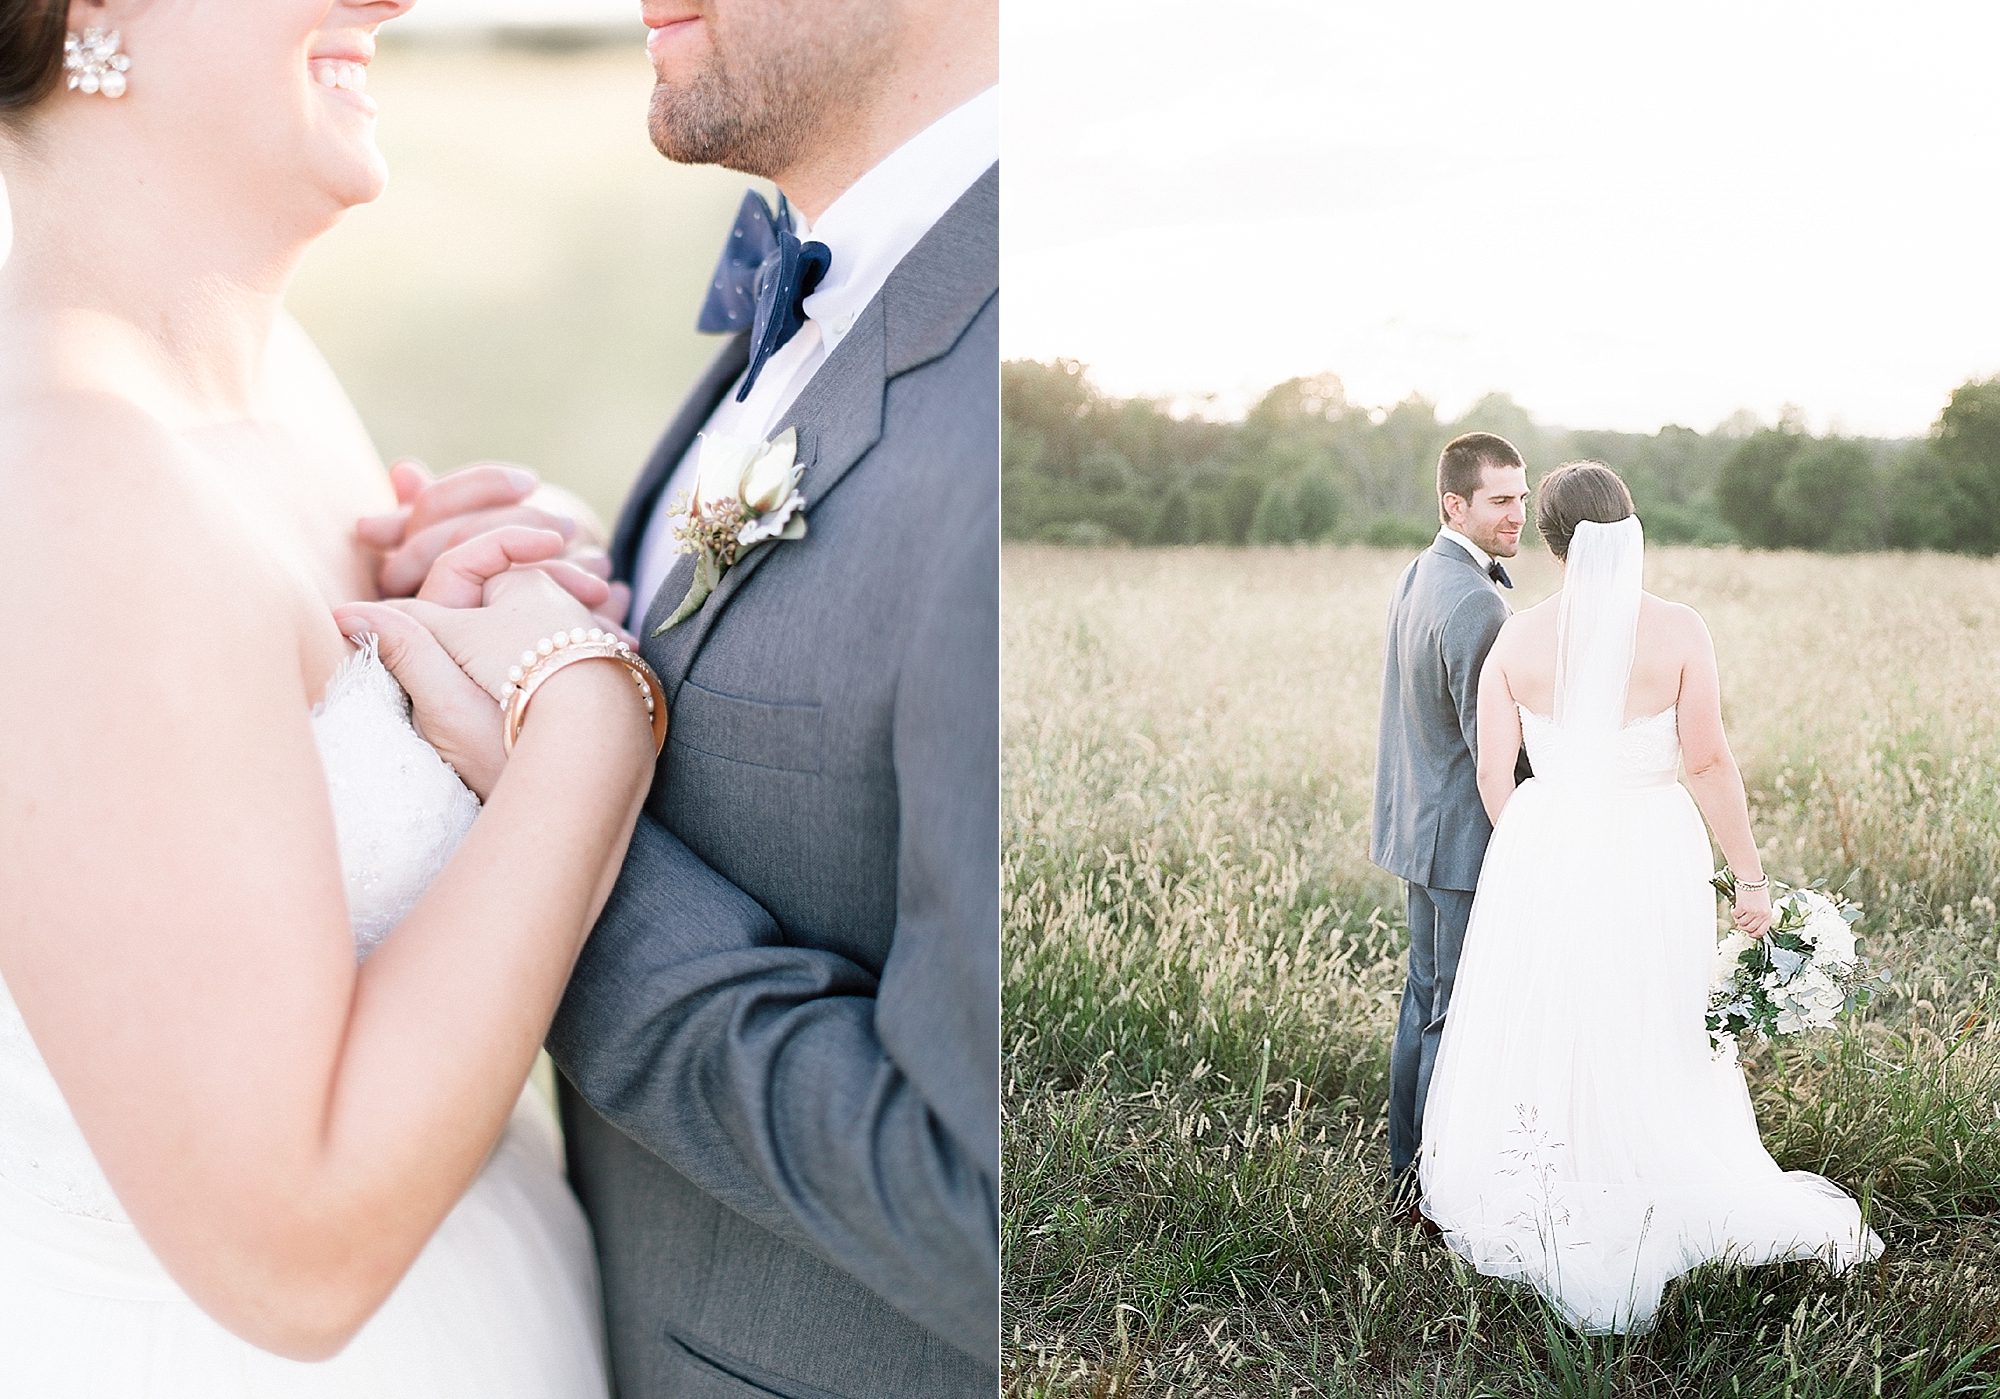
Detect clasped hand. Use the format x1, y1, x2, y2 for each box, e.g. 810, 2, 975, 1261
355, 456, 632, 626
336, 462, 640, 801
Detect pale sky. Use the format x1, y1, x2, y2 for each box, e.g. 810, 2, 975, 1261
1002, 1, 2000, 437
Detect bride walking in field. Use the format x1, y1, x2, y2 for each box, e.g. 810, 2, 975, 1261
1417, 462, 1882, 1333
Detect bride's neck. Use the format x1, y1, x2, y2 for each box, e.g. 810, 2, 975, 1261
1, 138, 326, 425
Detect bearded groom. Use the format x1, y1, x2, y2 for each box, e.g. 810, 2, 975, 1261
549, 2, 999, 1394
360, 4, 998, 1390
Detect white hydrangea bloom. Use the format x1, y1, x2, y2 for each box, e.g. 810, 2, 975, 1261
1815, 926, 1858, 967
1713, 931, 1755, 986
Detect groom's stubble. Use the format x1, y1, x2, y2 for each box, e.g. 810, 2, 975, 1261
648, 0, 897, 183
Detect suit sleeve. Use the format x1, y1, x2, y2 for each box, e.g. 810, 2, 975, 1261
545, 490, 1000, 1364
1439, 588, 1510, 763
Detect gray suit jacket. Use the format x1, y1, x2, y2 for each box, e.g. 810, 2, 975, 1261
548, 166, 999, 1398
1370, 539, 1513, 892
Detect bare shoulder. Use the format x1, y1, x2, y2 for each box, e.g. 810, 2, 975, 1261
1639, 592, 1712, 644
1, 387, 190, 514
0, 390, 291, 636
1495, 593, 1558, 646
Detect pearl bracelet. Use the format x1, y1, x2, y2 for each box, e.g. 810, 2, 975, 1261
500, 628, 668, 756
1735, 872, 1770, 892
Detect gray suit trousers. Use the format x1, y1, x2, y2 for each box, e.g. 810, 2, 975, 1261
1388, 882, 1474, 1182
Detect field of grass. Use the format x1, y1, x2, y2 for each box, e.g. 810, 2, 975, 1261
288, 37, 753, 527
1003, 542, 2000, 1397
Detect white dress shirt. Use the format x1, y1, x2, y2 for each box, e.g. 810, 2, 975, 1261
629, 86, 1000, 628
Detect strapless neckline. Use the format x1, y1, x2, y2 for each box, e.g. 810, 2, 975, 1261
1518, 702, 1678, 732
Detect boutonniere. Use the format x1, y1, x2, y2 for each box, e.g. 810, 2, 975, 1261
653, 426, 808, 635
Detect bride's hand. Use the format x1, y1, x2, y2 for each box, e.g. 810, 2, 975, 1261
336, 528, 641, 791
390, 529, 614, 697
410, 571, 600, 697
334, 528, 599, 799
330, 603, 506, 801
1733, 883, 1775, 939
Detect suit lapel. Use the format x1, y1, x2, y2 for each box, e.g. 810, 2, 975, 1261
641, 308, 887, 698
883, 163, 998, 382
639, 164, 1000, 699
1430, 537, 1476, 574
1431, 536, 1503, 593
610, 333, 752, 584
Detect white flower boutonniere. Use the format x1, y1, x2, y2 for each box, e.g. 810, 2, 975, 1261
653, 426, 808, 635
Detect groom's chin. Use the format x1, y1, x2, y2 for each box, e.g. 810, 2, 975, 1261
647, 86, 731, 169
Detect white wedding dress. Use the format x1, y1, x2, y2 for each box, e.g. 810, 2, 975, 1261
1418, 517, 1881, 1334
0, 642, 610, 1395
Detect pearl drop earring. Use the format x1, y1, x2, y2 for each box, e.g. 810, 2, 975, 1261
65, 29, 132, 99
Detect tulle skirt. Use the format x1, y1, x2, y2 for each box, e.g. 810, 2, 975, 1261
1417, 776, 1882, 1334
0, 1086, 609, 1396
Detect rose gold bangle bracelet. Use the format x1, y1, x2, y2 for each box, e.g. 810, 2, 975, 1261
500, 629, 668, 756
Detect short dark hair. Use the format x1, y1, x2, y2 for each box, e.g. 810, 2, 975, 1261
1535, 461, 1635, 559
0, 0, 69, 114
1436, 432, 1525, 524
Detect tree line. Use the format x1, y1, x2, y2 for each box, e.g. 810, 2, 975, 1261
1002, 359, 2000, 552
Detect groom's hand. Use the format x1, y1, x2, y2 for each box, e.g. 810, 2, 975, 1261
358, 460, 619, 611
410, 525, 635, 648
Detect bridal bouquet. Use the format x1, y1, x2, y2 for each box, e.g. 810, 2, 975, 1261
1706, 870, 1879, 1063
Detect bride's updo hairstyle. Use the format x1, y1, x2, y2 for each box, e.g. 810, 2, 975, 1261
1536, 462, 1635, 560
0, 0, 69, 114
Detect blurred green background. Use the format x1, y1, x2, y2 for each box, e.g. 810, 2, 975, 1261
287, 33, 754, 528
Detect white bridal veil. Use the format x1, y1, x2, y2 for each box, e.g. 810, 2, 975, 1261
1553, 515, 1645, 737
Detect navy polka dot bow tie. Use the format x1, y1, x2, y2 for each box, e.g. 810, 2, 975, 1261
1488, 560, 1513, 589
696, 189, 832, 403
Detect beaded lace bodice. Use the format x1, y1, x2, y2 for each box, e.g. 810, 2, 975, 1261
1519, 703, 1681, 788
0, 643, 479, 1222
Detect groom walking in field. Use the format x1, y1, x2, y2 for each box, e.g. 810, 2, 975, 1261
1373, 432, 1529, 1209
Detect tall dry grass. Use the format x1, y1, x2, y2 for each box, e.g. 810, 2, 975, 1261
1003, 543, 2000, 1398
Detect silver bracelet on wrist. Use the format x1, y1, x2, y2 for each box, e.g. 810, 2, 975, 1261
1735, 872, 1770, 892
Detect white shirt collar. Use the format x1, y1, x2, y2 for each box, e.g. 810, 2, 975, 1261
1438, 526, 1494, 574
792, 85, 998, 355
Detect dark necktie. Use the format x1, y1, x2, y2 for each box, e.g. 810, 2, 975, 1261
696, 190, 832, 403
1488, 561, 1513, 589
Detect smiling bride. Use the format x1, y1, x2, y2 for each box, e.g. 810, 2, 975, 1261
0, 1, 652, 1393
